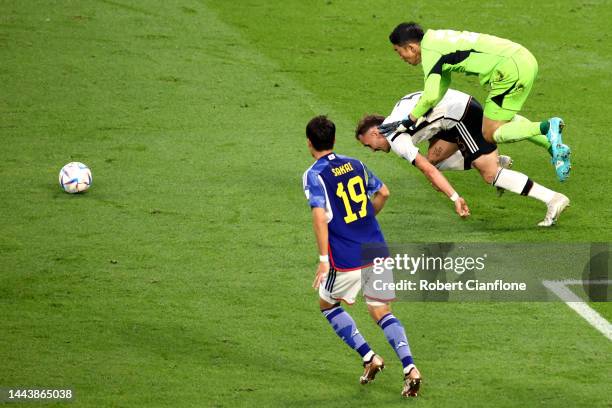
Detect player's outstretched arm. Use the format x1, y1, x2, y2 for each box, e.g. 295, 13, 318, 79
410, 73, 447, 120
311, 207, 330, 289
370, 184, 390, 215
413, 154, 470, 218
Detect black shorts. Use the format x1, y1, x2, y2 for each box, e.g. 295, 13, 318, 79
436, 98, 497, 170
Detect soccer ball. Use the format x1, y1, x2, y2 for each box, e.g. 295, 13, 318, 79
59, 162, 92, 193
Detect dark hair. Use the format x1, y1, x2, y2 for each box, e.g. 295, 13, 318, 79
355, 114, 385, 139
389, 22, 424, 45
306, 115, 335, 151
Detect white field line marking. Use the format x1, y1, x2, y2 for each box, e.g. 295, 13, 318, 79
542, 280, 612, 341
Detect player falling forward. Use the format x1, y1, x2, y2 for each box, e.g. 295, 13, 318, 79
303, 116, 421, 397
376, 90, 513, 174
358, 89, 570, 226
386, 22, 571, 182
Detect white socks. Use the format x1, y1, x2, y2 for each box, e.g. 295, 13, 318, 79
493, 168, 528, 194
404, 363, 416, 375
493, 168, 555, 204
527, 183, 556, 203
363, 350, 375, 363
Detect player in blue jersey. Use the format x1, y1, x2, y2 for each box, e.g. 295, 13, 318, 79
302, 116, 468, 397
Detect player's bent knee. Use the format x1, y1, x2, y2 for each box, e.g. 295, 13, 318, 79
472, 153, 500, 184
482, 126, 496, 143
367, 302, 391, 321
476, 163, 500, 184
482, 118, 508, 143
481, 170, 498, 184
319, 297, 338, 311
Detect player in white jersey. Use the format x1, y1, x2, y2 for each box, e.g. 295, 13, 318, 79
355, 89, 570, 226
378, 89, 511, 171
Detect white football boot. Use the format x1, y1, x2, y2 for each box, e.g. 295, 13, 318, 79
538, 193, 570, 227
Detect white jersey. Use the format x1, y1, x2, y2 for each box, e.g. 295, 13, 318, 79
383, 89, 472, 163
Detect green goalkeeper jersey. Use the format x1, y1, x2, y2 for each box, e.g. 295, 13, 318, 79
412, 29, 525, 118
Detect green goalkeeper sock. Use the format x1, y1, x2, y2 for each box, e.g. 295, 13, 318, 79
527, 134, 552, 155
506, 115, 552, 154
493, 119, 552, 155
492, 120, 542, 144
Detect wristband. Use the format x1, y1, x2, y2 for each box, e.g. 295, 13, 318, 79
449, 192, 459, 202
319, 255, 329, 263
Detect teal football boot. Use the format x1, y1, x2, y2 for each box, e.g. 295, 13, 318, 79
546, 118, 571, 181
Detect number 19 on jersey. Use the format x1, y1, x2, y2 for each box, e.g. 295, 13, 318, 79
336, 175, 368, 223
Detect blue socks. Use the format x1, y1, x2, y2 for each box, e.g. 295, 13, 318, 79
322, 306, 372, 359
322, 307, 415, 371
378, 313, 414, 369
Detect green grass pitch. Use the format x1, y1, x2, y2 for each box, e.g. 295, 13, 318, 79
1, 0, 611, 406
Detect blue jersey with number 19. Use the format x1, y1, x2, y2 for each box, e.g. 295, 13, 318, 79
303, 153, 388, 271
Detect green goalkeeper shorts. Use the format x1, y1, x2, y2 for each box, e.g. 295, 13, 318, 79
484, 47, 538, 121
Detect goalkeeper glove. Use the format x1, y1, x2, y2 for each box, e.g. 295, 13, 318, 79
377, 116, 416, 136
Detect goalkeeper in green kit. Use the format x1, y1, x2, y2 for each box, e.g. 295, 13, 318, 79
381, 22, 571, 182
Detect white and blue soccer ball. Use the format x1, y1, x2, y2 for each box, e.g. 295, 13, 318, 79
59, 162, 92, 193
